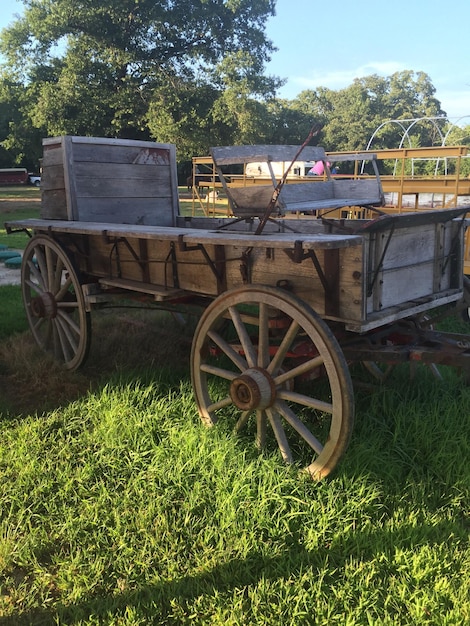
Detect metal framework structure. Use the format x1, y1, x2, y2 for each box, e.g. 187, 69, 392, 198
365, 116, 470, 176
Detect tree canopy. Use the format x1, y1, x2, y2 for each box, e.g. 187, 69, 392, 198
0, 1, 468, 171
0, 0, 280, 164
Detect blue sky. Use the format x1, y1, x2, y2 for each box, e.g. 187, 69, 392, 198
1, 0, 469, 122
265, 0, 470, 122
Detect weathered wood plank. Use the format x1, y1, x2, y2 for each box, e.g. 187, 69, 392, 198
74, 174, 172, 199
211, 145, 327, 166
7, 218, 363, 249
73, 198, 176, 226
99, 277, 185, 300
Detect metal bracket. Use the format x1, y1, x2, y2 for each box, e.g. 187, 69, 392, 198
178, 236, 226, 292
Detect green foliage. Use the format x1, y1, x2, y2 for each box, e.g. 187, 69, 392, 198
0, 0, 278, 154
292, 71, 447, 152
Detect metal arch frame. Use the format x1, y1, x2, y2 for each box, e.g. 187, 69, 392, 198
364, 116, 470, 177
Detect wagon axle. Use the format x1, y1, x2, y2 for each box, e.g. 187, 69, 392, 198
230, 367, 276, 411
30, 291, 57, 319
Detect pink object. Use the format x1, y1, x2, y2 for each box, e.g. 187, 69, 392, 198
309, 161, 330, 176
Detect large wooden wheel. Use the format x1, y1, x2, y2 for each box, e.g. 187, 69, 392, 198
21, 235, 91, 370
191, 285, 354, 479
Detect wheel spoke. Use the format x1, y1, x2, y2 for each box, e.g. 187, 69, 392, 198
27, 259, 45, 293
267, 319, 299, 375
200, 363, 238, 381
257, 302, 269, 368
52, 323, 63, 361
234, 410, 251, 432
229, 305, 257, 368
55, 317, 75, 363
256, 409, 267, 448
56, 310, 80, 346
207, 395, 234, 413
57, 309, 81, 337
34, 246, 49, 289
31, 316, 46, 334
266, 407, 294, 464
45, 245, 55, 289
207, 329, 248, 371
277, 389, 333, 414
275, 400, 324, 455
52, 256, 65, 294
273, 354, 324, 387
55, 274, 73, 301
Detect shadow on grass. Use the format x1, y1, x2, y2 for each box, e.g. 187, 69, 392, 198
0, 307, 194, 416
3, 512, 469, 625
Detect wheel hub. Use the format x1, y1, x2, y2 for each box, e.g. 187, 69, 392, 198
30, 292, 57, 319
230, 367, 276, 411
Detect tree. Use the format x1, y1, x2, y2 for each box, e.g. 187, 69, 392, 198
0, 0, 278, 153
290, 71, 447, 155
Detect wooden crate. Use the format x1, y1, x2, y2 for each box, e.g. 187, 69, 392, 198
40, 136, 179, 227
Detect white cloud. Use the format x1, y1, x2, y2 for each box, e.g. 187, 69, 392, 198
290, 61, 407, 92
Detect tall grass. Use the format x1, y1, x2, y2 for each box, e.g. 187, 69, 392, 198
1, 305, 469, 625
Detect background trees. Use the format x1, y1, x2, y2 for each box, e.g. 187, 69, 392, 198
0, 0, 279, 166
0, 1, 469, 171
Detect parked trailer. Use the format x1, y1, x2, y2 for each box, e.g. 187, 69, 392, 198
5, 136, 470, 479
0, 167, 29, 185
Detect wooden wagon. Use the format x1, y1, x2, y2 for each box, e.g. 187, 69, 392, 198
5, 136, 470, 479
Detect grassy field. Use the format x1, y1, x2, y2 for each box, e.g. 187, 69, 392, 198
1, 189, 470, 625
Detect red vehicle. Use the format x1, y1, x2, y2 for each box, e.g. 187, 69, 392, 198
0, 168, 29, 185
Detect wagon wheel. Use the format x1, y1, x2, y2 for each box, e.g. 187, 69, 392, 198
21, 234, 91, 370
191, 285, 354, 480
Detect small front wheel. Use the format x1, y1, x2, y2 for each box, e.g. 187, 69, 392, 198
191, 285, 354, 479
21, 235, 91, 370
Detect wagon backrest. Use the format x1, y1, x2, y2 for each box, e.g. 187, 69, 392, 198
210, 145, 329, 217
40, 136, 180, 227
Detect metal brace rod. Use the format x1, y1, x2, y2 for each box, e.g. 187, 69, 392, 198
367, 225, 395, 297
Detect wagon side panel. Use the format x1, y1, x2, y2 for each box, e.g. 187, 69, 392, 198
69, 233, 220, 296
366, 220, 464, 314
40, 138, 68, 220
224, 243, 364, 322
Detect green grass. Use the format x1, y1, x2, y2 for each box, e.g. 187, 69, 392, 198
0, 186, 40, 249
0, 286, 28, 339
0, 306, 469, 625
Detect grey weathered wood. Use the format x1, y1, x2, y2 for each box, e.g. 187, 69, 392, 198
211, 145, 328, 166
7, 132, 467, 336
210, 145, 384, 217
99, 277, 185, 300
6, 217, 362, 249
40, 136, 179, 226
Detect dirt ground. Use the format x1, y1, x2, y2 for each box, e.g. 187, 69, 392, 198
0, 251, 22, 286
